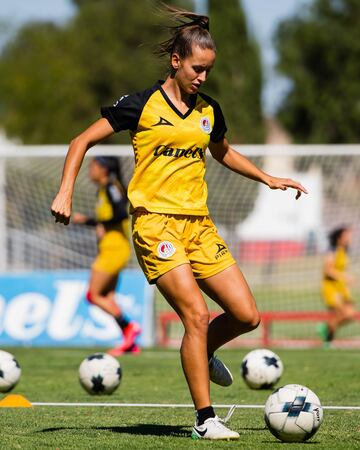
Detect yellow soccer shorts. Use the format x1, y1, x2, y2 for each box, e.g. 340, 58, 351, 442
321, 280, 352, 309
132, 211, 236, 284
92, 230, 131, 275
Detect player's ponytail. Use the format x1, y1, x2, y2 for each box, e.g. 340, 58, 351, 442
155, 4, 216, 59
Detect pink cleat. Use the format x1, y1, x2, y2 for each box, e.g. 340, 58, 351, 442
107, 322, 141, 357
108, 343, 141, 357
122, 322, 141, 348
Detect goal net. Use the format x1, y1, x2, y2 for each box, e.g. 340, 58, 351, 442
1, 144, 359, 347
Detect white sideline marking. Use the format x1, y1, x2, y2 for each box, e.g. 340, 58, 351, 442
31, 402, 360, 410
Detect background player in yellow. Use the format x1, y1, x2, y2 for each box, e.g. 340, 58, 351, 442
51, 6, 307, 440
319, 226, 356, 346
73, 156, 141, 356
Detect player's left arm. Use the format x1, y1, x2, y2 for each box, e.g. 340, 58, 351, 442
209, 138, 308, 200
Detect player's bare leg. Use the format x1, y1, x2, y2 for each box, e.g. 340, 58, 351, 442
197, 264, 260, 354
87, 270, 120, 315
157, 264, 239, 440
87, 270, 141, 355
156, 264, 211, 410
328, 302, 356, 338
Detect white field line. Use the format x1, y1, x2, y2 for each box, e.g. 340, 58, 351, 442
31, 402, 360, 410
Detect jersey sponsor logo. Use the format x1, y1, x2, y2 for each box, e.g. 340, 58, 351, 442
152, 117, 174, 127
215, 243, 228, 260
153, 145, 204, 160
200, 116, 212, 134
113, 95, 129, 106
157, 241, 176, 259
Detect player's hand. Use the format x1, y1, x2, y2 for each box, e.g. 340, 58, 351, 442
51, 192, 72, 225
73, 213, 88, 224
266, 177, 308, 200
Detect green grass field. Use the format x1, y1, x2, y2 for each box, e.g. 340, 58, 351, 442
1, 347, 360, 449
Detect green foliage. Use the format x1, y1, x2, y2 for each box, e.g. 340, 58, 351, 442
207, 0, 264, 143
275, 0, 360, 143
0, 0, 170, 144
0, 0, 263, 144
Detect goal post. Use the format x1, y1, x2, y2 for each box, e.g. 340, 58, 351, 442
0, 144, 359, 347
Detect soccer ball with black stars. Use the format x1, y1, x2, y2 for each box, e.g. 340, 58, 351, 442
79, 353, 122, 395
0, 350, 21, 393
241, 348, 283, 389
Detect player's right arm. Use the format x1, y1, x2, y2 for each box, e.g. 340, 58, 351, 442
51, 118, 114, 225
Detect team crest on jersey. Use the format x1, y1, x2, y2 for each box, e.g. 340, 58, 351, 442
113, 95, 129, 107
200, 116, 212, 134
157, 241, 176, 258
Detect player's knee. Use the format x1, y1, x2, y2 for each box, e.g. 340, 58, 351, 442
344, 308, 355, 321
183, 308, 210, 334
234, 308, 260, 331
249, 310, 261, 330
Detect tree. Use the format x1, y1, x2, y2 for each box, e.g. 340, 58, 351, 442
275, 0, 360, 143
0, 0, 172, 143
0, 0, 263, 144
207, 0, 264, 143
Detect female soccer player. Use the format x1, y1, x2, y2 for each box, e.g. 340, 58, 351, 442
319, 226, 356, 346
51, 7, 307, 440
73, 156, 141, 356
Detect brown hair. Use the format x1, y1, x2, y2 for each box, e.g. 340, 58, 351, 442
94, 156, 127, 200
155, 4, 216, 59
328, 226, 351, 251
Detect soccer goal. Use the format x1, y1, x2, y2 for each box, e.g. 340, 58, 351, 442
0, 144, 359, 347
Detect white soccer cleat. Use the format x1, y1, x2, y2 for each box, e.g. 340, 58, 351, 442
209, 355, 233, 386
192, 416, 240, 440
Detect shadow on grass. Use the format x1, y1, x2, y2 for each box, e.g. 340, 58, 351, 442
262, 440, 321, 445
37, 424, 190, 438
37, 423, 267, 438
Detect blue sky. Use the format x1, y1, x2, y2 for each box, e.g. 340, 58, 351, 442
0, 0, 313, 115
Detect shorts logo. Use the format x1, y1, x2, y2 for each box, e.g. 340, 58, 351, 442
200, 116, 212, 134
215, 243, 228, 260
157, 241, 176, 258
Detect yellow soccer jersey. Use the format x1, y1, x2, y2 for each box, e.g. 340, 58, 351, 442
322, 246, 351, 306
101, 81, 227, 215
323, 246, 348, 280
86, 182, 128, 233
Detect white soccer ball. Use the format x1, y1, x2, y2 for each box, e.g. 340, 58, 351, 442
265, 384, 323, 442
79, 353, 122, 395
0, 350, 21, 393
241, 349, 283, 389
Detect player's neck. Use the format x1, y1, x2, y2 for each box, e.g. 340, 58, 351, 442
162, 77, 192, 111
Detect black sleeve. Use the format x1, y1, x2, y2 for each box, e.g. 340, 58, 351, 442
85, 217, 97, 226
210, 100, 227, 143
100, 184, 128, 226
101, 93, 144, 132
101, 84, 158, 133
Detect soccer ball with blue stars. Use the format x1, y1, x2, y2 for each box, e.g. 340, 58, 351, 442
264, 384, 323, 442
